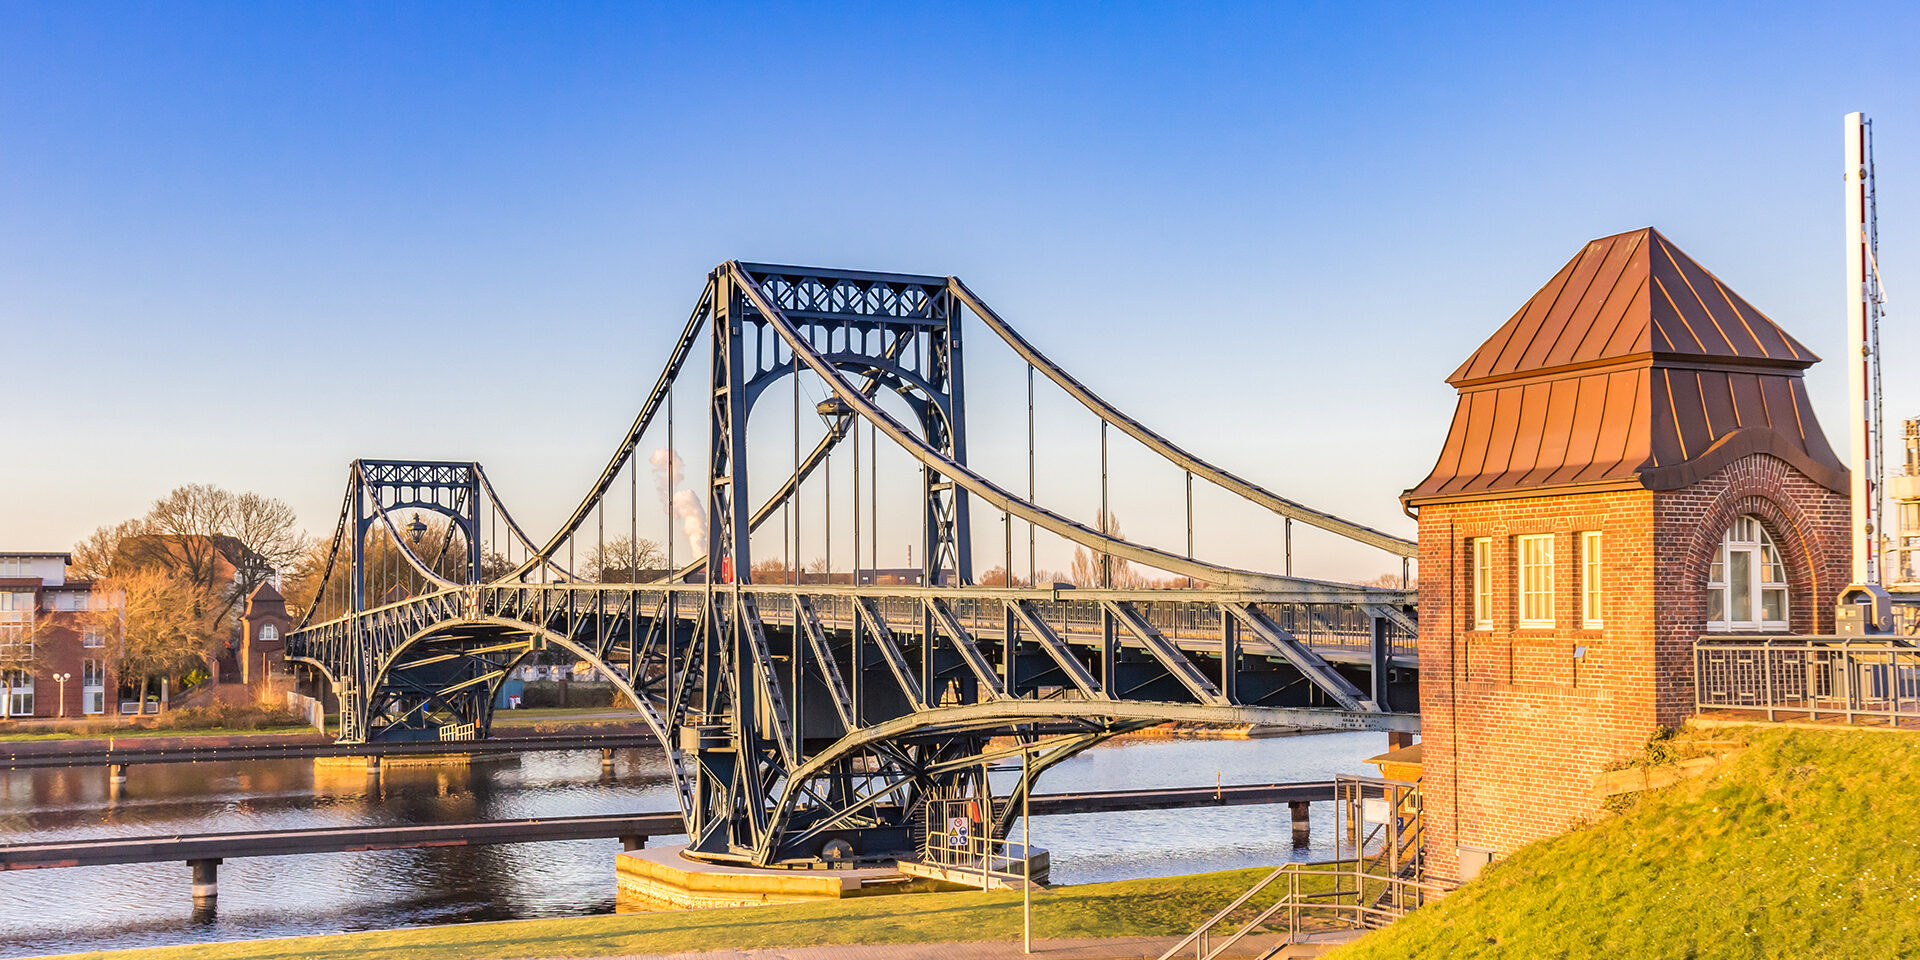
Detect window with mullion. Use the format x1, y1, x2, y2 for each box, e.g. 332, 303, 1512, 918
1517, 534, 1555, 628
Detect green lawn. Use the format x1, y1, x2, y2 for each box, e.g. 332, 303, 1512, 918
47, 867, 1284, 960
1335, 726, 1920, 960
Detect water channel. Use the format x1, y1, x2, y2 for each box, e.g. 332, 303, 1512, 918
0, 731, 1389, 957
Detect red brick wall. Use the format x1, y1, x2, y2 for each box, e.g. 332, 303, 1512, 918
1416, 454, 1848, 881
14, 614, 118, 719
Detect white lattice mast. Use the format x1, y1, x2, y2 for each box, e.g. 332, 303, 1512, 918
1846, 111, 1887, 585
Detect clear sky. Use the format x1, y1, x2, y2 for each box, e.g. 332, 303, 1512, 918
2, 2, 1916, 583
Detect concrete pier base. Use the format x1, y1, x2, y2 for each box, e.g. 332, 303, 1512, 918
1290, 800, 1311, 847
381, 752, 472, 770
616, 845, 955, 910
188, 857, 220, 903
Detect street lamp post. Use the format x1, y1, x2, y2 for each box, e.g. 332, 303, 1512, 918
53, 673, 70, 718
1023, 739, 1033, 954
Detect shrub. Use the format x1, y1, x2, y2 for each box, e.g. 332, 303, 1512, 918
517, 681, 621, 709
151, 701, 305, 731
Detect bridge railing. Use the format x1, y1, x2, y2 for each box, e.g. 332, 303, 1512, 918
292, 580, 1417, 666
1694, 637, 1920, 726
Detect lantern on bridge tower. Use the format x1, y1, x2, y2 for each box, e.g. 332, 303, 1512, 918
1400, 228, 1851, 883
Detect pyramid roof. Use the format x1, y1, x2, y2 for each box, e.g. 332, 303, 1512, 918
1405, 229, 1846, 506
1448, 228, 1818, 386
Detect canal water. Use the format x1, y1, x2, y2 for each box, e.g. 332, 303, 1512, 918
0, 731, 1387, 957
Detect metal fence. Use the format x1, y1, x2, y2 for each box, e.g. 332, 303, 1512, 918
1694, 638, 1920, 726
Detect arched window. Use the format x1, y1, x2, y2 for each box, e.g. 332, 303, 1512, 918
1707, 516, 1789, 632
259, 624, 279, 645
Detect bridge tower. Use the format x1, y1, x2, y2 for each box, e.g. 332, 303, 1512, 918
344, 460, 490, 741
708, 264, 972, 588
1403, 228, 1850, 882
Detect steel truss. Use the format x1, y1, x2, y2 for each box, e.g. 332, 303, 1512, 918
288, 262, 1419, 867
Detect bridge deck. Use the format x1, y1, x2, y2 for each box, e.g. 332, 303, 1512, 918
0, 781, 1361, 870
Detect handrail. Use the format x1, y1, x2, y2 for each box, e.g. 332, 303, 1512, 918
1154, 862, 1295, 960
1694, 637, 1920, 726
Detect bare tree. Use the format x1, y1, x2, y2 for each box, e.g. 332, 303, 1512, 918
232, 492, 305, 585
1068, 511, 1165, 589
105, 568, 213, 707
1360, 572, 1417, 590
586, 535, 667, 583
976, 566, 1030, 587
70, 518, 147, 581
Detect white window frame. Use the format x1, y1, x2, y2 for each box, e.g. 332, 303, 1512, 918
1580, 531, 1603, 628
82, 627, 104, 648
1707, 516, 1789, 632
82, 659, 106, 715
1517, 534, 1555, 629
3, 670, 33, 717
1470, 537, 1492, 629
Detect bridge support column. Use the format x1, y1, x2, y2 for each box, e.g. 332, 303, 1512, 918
365, 755, 381, 777
108, 763, 128, 801
1290, 801, 1311, 848
1388, 730, 1414, 751
189, 858, 221, 903
622, 835, 646, 852
601, 747, 616, 772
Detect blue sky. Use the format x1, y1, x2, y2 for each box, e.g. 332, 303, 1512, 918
2, 2, 1915, 581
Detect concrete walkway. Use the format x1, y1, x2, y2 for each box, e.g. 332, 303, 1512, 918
598, 931, 1359, 960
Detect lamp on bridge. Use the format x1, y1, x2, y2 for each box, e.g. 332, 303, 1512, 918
406, 514, 428, 545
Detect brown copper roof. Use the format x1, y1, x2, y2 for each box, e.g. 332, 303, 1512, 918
1404, 229, 1846, 507
1448, 228, 1819, 385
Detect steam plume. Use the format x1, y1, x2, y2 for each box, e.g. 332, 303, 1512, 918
650, 447, 708, 555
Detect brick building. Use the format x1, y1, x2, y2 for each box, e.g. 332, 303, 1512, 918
239, 582, 291, 685
1402, 228, 1850, 881
0, 552, 121, 719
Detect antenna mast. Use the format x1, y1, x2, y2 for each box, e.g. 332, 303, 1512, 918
1846, 111, 1889, 584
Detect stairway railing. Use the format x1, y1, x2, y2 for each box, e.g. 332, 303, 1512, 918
1158, 775, 1444, 960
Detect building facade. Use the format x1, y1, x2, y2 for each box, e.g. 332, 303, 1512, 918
239, 582, 291, 686
0, 552, 121, 719
1402, 229, 1850, 881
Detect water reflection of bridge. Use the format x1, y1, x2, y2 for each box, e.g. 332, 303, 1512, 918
288, 262, 1418, 867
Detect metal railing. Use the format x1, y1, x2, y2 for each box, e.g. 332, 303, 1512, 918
1695, 637, 1920, 726
921, 798, 1037, 889
1158, 775, 1437, 960
1155, 860, 1453, 960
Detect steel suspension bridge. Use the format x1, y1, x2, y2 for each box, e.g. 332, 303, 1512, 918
286, 261, 1419, 868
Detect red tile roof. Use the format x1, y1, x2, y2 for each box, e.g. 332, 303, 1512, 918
1405, 229, 1846, 506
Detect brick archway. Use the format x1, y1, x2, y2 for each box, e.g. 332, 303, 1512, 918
1679, 456, 1832, 637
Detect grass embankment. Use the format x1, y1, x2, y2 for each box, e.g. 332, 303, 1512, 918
48, 867, 1284, 960
1336, 726, 1920, 960
0, 703, 315, 742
